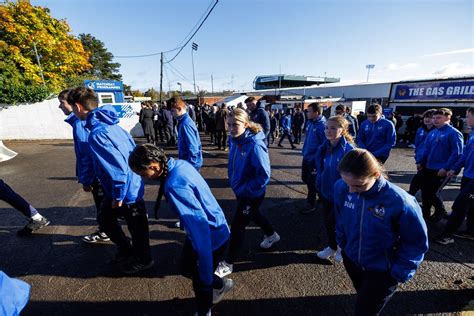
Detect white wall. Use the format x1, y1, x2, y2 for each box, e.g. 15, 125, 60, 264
0, 100, 143, 140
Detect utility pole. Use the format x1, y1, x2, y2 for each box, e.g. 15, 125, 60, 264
211, 74, 214, 94
33, 42, 46, 87
192, 42, 198, 96
160, 52, 164, 102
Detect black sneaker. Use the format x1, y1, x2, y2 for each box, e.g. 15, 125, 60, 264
109, 249, 133, 265
453, 231, 474, 241
433, 235, 454, 245
121, 258, 154, 274
82, 230, 110, 244
17, 216, 50, 236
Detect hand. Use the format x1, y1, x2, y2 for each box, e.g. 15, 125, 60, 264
437, 168, 448, 177
416, 164, 422, 171
446, 170, 456, 178
82, 185, 92, 192
112, 199, 123, 209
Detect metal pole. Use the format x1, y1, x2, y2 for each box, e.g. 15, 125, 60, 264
192, 48, 196, 95
160, 52, 163, 102
211, 74, 214, 94
366, 68, 370, 82
33, 42, 46, 87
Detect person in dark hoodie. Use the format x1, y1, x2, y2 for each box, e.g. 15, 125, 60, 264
335, 149, 428, 316
58, 89, 109, 244
215, 108, 280, 278
163, 103, 176, 146
292, 106, 306, 144
408, 109, 436, 196
314, 116, 355, 262
357, 104, 396, 164
168, 96, 203, 171
418, 108, 464, 222
301, 103, 327, 214
246, 97, 270, 146
129, 144, 234, 316
67, 87, 152, 274
277, 108, 296, 149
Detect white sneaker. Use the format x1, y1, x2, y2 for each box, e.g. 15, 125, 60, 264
213, 278, 234, 304
316, 246, 337, 260
334, 247, 343, 263
194, 310, 211, 316
408, 144, 416, 149
214, 261, 233, 278
260, 232, 280, 249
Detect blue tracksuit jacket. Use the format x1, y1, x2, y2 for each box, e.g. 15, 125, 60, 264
452, 132, 474, 179
315, 137, 355, 201
228, 129, 271, 199
302, 116, 327, 164
65, 114, 95, 186
280, 115, 292, 132
164, 157, 230, 286
177, 112, 203, 171
334, 177, 428, 283
357, 118, 396, 160
413, 126, 434, 164
85, 105, 144, 204
419, 124, 464, 171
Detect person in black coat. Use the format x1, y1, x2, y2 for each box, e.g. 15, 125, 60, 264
246, 97, 270, 146
292, 106, 306, 144
139, 101, 155, 144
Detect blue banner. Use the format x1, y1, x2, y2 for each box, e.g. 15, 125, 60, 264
391, 80, 474, 101
84, 80, 123, 92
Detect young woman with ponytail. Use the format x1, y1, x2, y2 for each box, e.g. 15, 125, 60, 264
314, 116, 355, 261
215, 108, 280, 278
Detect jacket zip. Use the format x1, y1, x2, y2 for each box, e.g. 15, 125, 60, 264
358, 195, 365, 265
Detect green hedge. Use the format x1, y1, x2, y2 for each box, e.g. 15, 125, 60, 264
0, 85, 52, 105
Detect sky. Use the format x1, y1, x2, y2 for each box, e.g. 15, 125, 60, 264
31, 0, 474, 93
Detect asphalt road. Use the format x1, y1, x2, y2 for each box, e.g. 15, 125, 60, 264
0, 136, 473, 316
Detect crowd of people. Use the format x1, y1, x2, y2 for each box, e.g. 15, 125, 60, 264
1, 87, 473, 316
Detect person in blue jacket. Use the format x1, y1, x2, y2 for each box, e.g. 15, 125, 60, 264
128, 144, 234, 316
334, 148, 428, 316
68, 87, 152, 274
215, 108, 280, 278
301, 103, 327, 213
246, 97, 270, 146
58, 89, 109, 244
335, 104, 358, 138
277, 108, 296, 149
314, 116, 355, 262
435, 107, 474, 244
357, 104, 396, 164
408, 109, 435, 196
168, 96, 203, 171
418, 108, 464, 222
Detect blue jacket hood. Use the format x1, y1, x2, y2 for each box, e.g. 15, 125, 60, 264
228, 129, 271, 198
165, 158, 230, 286
334, 177, 428, 283
86, 105, 120, 129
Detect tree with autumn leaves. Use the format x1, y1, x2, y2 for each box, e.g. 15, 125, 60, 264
0, 0, 123, 104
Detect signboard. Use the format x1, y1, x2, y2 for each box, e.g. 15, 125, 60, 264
391, 80, 474, 102
84, 80, 123, 92
101, 103, 143, 137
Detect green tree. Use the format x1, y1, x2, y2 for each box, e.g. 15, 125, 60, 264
0, 0, 91, 92
144, 88, 159, 101
79, 33, 121, 81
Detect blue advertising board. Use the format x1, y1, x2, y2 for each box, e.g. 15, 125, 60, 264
84, 80, 123, 92
382, 108, 393, 117
391, 80, 474, 102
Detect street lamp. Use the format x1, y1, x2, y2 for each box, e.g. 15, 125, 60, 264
192, 42, 198, 95
177, 82, 182, 94
366, 64, 375, 82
